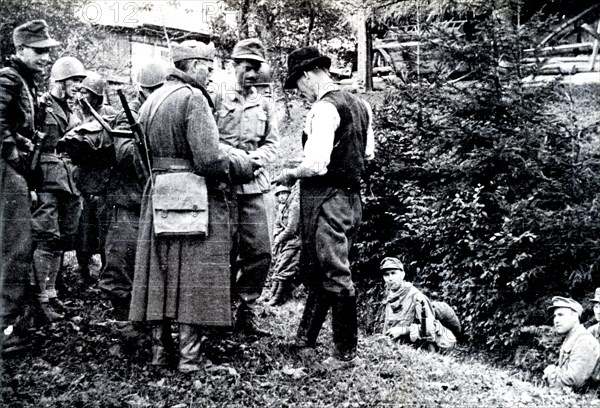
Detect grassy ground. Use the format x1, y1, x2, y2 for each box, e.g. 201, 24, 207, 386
1, 253, 599, 407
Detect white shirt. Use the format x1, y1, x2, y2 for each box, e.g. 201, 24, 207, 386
295, 89, 375, 178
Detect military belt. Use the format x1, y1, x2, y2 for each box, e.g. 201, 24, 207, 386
152, 157, 193, 172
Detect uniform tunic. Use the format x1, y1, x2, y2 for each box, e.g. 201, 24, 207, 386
215, 88, 279, 301
69, 104, 118, 259
98, 98, 144, 315
32, 93, 81, 251
545, 323, 600, 389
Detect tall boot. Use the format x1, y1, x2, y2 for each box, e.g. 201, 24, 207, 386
150, 321, 173, 366
111, 296, 131, 322
322, 295, 362, 369
33, 249, 64, 322
293, 290, 331, 349
178, 324, 202, 372
76, 251, 94, 286
44, 250, 63, 303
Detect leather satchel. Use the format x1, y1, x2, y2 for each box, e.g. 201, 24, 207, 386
152, 172, 208, 237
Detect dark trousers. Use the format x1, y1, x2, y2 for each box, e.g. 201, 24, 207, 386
229, 193, 273, 302
99, 205, 139, 319
0, 162, 33, 329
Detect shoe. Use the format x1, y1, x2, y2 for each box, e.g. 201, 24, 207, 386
40, 302, 64, 322
267, 281, 291, 306
49, 297, 67, 313
321, 355, 363, 370
287, 337, 316, 351
234, 302, 269, 337
1, 326, 29, 356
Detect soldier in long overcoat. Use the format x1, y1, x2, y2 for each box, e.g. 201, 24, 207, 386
129, 41, 255, 372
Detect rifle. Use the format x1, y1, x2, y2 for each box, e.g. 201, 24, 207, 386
80, 99, 134, 139
27, 130, 46, 175
116, 89, 152, 180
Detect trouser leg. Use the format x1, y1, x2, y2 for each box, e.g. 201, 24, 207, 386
233, 193, 272, 302
44, 251, 62, 300
100, 206, 138, 320
0, 162, 33, 342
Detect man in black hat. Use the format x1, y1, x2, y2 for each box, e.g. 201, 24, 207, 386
274, 46, 375, 369
0, 19, 59, 354
214, 38, 279, 335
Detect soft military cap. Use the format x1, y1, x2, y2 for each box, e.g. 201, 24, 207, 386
380, 257, 404, 271
13, 19, 60, 48
591, 288, 600, 303
231, 38, 266, 63
172, 40, 215, 63
548, 296, 583, 316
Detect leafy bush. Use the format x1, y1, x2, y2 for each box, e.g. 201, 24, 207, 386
354, 3, 600, 363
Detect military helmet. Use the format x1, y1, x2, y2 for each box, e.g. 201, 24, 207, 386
80, 72, 106, 97
274, 185, 291, 196
50, 56, 86, 82
136, 60, 169, 88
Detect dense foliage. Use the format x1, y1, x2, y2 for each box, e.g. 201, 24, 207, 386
354, 4, 600, 358
212, 0, 355, 87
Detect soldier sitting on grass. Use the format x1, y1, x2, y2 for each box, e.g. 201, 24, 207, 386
380, 257, 459, 352
543, 296, 600, 390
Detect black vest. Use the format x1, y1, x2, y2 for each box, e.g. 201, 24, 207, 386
302, 90, 369, 188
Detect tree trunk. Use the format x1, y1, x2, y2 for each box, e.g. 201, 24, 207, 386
239, 0, 252, 39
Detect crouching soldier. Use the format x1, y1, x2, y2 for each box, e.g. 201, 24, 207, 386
266, 183, 301, 306
380, 257, 458, 352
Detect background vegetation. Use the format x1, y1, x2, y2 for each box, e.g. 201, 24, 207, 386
352, 1, 600, 360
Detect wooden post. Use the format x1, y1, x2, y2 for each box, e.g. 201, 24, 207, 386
366, 17, 373, 92
356, 10, 373, 92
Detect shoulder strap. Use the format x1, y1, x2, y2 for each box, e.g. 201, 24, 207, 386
146, 84, 190, 130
